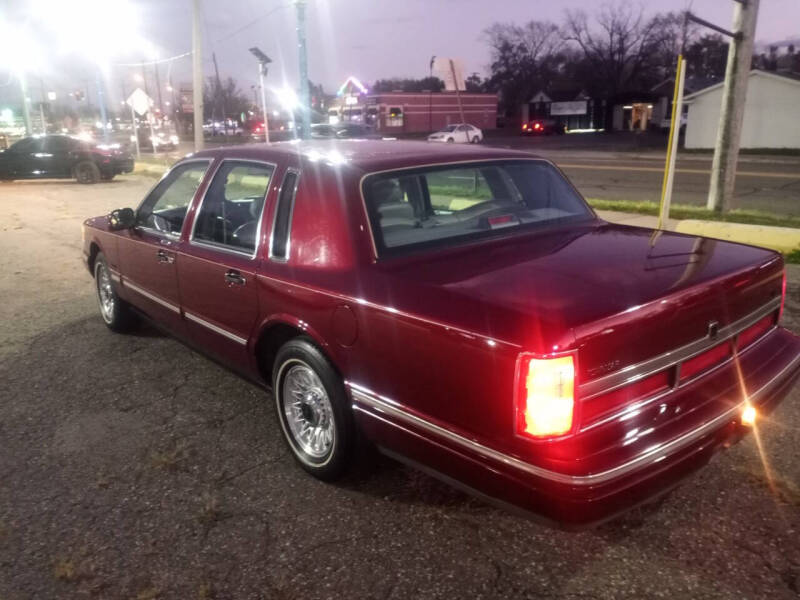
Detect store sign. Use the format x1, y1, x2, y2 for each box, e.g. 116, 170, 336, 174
550, 100, 587, 116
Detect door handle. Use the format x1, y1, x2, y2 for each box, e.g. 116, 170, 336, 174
224, 270, 246, 286
156, 249, 174, 264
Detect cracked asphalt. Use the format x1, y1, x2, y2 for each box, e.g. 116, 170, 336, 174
1, 175, 799, 599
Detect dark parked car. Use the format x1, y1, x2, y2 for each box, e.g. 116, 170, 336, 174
0, 134, 134, 183
310, 122, 380, 139
522, 119, 564, 135
82, 140, 799, 526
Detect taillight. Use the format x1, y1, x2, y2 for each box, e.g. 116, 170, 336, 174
534, 122, 542, 130
780, 269, 787, 322
515, 353, 576, 438
522, 123, 528, 130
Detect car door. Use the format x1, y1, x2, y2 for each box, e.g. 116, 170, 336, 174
3, 137, 46, 178
42, 136, 75, 177
178, 159, 276, 367
117, 159, 212, 334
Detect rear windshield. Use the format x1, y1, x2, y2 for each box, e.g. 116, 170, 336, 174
362, 160, 593, 257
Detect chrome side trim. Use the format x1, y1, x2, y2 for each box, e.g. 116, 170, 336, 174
348, 352, 800, 486
124, 280, 180, 314
184, 311, 247, 345
580, 324, 779, 434
110, 273, 121, 283
579, 297, 781, 400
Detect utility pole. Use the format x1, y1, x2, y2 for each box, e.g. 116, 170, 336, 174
707, 0, 760, 212
294, 0, 310, 139
211, 52, 227, 134
154, 61, 164, 115
18, 72, 32, 136
449, 59, 466, 125
192, 0, 204, 151
39, 77, 47, 134
95, 69, 110, 142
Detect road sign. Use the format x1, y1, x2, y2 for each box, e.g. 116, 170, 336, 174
126, 88, 153, 116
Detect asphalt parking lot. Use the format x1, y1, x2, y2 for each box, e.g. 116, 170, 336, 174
1, 175, 799, 599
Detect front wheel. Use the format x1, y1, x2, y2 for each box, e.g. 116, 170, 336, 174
446, 137, 455, 143
75, 161, 100, 184
273, 338, 354, 481
94, 253, 136, 332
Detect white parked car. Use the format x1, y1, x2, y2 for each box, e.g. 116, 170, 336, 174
427, 123, 483, 144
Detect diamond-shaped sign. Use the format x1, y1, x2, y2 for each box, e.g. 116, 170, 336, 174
126, 88, 153, 116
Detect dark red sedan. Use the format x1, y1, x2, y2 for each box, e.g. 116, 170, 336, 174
82, 140, 799, 526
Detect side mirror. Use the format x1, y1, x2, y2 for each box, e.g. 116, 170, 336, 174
109, 208, 135, 230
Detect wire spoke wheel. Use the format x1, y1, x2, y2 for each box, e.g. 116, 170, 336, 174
281, 362, 335, 460
95, 262, 115, 323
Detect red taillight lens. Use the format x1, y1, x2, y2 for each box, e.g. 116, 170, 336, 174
522, 123, 528, 130
516, 354, 575, 438
780, 269, 787, 322
534, 122, 541, 130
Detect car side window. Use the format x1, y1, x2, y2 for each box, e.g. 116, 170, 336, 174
136, 161, 209, 235
8, 138, 42, 154
192, 161, 274, 254
270, 170, 299, 260
44, 136, 74, 154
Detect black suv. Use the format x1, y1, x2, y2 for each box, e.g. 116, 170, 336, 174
0, 135, 134, 183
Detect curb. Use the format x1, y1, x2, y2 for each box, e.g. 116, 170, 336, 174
674, 219, 800, 254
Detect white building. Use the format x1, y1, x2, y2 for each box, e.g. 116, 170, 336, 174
684, 70, 800, 149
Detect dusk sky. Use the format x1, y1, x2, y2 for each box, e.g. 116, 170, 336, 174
2, 0, 799, 106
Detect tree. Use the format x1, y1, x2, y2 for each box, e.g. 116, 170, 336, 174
483, 21, 563, 114
685, 34, 729, 81
563, 3, 669, 126
203, 76, 251, 121
464, 72, 486, 92
371, 77, 444, 93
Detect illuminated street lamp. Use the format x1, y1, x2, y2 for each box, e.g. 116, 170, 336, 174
0, 17, 43, 135
29, 0, 150, 141
249, 47, 272, 142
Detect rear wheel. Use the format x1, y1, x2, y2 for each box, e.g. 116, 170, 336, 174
471, 136, 480, 144
75, 161, 100, 184
446, 137, 455, 143
272, 338, 354, 481
94, 253, 136, 332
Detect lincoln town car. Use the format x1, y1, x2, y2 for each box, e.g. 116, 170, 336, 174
82, 141, 800, 525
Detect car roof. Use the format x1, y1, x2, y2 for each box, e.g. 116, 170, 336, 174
189, 139, 538, 175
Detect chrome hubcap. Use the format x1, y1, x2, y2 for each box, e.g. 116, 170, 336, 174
96, 264, 114, 322
282, 363, 334, 459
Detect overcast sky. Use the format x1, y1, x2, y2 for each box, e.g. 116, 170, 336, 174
2, 0, 799, 107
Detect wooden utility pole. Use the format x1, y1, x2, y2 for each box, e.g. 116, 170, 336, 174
707, 0, 760, 212
192, 0, 204, 151
449, 59, 466, 126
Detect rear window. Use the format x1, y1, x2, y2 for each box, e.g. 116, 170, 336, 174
362, 160, 593, 257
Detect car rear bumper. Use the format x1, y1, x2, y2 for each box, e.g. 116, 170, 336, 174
350, 327, 800, 526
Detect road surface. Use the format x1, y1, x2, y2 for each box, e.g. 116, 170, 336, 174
1, 176, 799, 599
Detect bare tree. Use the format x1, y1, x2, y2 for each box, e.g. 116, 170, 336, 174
564, 3, 665, 98
484, 21, 564, 114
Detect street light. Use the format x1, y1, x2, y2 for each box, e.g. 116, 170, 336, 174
28, 0, 150, 141
0, 16, 43, 135
249, 46, 272, 143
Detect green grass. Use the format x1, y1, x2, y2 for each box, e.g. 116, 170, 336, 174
587, 198, 800, 229
787, 249, 800, 264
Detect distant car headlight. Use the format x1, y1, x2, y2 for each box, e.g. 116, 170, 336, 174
130, 135, 136, 142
